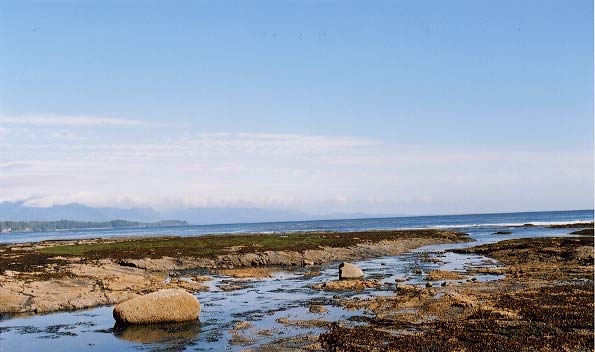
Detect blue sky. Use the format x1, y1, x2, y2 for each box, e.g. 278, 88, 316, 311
0, 1, 593, 215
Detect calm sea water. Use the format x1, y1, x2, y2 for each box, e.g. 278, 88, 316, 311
1, 209, 592, 244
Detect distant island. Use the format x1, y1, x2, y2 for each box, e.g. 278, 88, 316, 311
0, 219, 189, 233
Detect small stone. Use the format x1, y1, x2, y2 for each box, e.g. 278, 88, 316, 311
425, 282, 433, 288
339, 262, 364, 280
232, 321, 253, 330
309, 305, 328, 313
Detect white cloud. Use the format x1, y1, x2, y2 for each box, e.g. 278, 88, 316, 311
0, 128, 592, 215
0, 114, 145, 126
0, 161, 31, 170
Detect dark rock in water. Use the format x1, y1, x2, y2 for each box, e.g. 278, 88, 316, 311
339, 262, 364, 280
570, 228, 594, 236
113, 289, 200, 324
546, 222, 594, 229
493, 231, 513, 235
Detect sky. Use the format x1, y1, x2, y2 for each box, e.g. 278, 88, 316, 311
0, 0, 593, 216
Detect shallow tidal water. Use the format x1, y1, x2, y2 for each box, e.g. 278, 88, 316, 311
0, 225, 588, 351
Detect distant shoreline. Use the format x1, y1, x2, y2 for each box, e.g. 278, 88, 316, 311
1, 210, 592, 245
0, 219, 188, 234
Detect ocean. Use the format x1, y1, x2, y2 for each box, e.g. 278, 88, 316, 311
1, 209, 592, 244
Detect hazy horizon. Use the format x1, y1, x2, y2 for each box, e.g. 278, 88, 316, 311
1, 1, 593, 216
0, 200, 592, 225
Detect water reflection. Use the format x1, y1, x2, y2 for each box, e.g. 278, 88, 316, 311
113, 321, 201, 344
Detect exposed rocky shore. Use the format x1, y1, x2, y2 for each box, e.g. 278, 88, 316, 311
316, 236, 594, 352
0, 229, 467, 314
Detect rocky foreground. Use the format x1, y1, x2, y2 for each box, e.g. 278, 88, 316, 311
313, 236, 594, 352
0, 229, 467, 314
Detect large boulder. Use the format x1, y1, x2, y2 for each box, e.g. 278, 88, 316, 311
113, 289, 200, 324
338, 262, 364, 280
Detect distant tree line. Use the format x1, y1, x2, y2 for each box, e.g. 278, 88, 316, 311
0, 219, 188, 233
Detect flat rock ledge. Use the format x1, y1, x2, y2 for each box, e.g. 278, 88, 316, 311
311, 280, 383, 291
113, 289, 200, 324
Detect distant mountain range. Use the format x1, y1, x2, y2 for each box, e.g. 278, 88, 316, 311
0, 201, 384, 225
0, 219, 188, 233
0, 201, 160, 222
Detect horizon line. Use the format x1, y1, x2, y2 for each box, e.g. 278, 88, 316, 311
1, 208, 592, 227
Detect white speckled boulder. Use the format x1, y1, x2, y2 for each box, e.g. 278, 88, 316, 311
113, 289, 200, 324
338, 262, 364, 280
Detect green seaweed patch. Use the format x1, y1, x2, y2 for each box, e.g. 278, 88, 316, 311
35, 230, 468, 260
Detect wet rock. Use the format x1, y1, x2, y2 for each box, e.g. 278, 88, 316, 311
312, 280, 382, 291
414, 269, 423, 274
339, 262, 364, 280
425, 282, 433, 288
573, 246, 594, 262
219, 267, 277, 278
570, 228, 594, 236
394, 277, 406, 283
257, 329, 273, 336
230, 332, 254, 345
276, 317, 331, 328
218, 284, 245, 291
113, 289, 200, 324
472, 267, 504, 275
303, 259, 315, 266
192, 275, 213, 282
309, 304, 328, 313
493, 231, 513, 235
232, 321, 253, 330
395, 284, 421, 294
426, 270, 463, 281
169, 278, 208, 292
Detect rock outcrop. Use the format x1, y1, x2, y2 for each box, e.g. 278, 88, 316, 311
312, 280, 382, 291
338, 262, 364, 280
426, 270, 463, 281
113, 289, 200, 324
